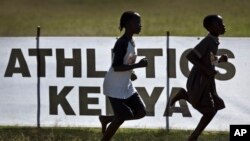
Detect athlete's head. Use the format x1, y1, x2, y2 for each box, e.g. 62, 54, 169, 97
203, 14, 226, 36
119, 11, 141, 34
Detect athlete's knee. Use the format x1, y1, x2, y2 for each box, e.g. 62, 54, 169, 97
113, 116, 125, 125
135, 108, 146, 119
204, 110, 217, 118
116, 110, 134, 121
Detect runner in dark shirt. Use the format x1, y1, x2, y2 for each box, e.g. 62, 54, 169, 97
169, 14, 228, 141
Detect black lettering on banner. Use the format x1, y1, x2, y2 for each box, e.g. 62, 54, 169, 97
230, 125, 250, 141
29, 49, 52, 77
168, 49, 176, 78
4, 49, 31, 77
136, 87, 163, 116
87, 49, 107, 78
49, 86, 75, 115
164, 87, 191, 117
56, 49, 81, 77
3, 47, 237, 119
137, 49, 163, 78
216, 49, 236, 80
79, 87, 101, 115
180, 49, 191, 78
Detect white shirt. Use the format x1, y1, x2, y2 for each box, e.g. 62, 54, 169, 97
103, 40, 137, 99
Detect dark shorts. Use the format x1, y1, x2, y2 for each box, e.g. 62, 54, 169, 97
108, 93, 146, 120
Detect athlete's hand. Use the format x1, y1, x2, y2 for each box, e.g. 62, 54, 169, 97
137, 58, 148, 68
218, 54, 228, 63
198, 64, 217, 78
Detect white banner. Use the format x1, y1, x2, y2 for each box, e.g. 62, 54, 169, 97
0, 36, 250, 131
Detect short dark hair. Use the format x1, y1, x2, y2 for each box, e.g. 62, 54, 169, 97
119, 11, 140, 31
203, 15, 221, 30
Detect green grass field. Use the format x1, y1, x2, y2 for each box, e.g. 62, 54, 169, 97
0, 0, 250, 36
0, 0, 242, 140
0, 127, 229, 141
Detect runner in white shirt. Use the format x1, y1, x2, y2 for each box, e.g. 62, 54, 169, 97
99, 11, 148, 141
103, 36, 138, 99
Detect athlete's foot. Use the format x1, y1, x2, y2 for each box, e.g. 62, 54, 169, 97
169, 88, 186, 107
99, 115, 107, 134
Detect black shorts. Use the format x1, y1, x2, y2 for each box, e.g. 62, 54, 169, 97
108, 93, 146, 120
